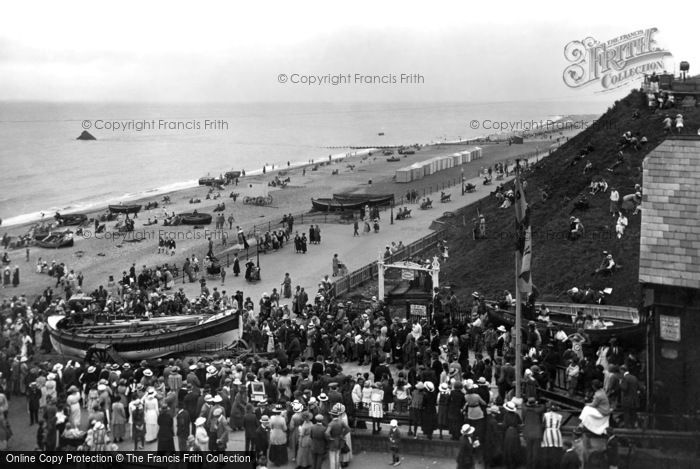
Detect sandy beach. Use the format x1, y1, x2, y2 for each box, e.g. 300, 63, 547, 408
1, 131, 578, 305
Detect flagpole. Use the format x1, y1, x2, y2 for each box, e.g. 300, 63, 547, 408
515, 251, 522, 400
514, 162, 523, 401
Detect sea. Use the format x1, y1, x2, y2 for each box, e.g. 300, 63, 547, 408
0, 101, 608, 227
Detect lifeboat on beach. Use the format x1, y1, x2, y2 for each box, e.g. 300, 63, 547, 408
47, 310, 244, 361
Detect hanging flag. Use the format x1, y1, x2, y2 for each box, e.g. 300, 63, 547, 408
514, 165, 532, 293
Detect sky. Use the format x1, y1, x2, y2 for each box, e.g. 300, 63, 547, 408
0, 0, 695, 103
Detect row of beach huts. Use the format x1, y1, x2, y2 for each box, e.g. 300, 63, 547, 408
395, 146, 483, 183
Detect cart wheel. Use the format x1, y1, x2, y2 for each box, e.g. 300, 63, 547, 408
86, 347, 113, 365
255, 196, 264, 205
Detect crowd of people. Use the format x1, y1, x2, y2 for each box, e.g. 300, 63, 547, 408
0, 268, 646, 469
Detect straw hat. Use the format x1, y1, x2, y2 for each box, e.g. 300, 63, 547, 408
504, 401, 517, 412
261, 415, 270, 424
318, 393, 329, 402
213, 395, 223, 403
438, 383, 449, 392
143, 369, 153, 377
314, 415, 324, 422
461, 424, 475, 435
195, 417, 206, 426
204, 394, 214, 402
424, 382, 435, 392
87, 366, 96, 373
390, 419, 398, 427
497, 326, 506, 332
292, 402, 304, 413
97, 384, 108, 391
207, 365, 217, 374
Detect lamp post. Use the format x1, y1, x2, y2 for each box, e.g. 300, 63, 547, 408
390, 202, 394, 225
461, 168, 465, 195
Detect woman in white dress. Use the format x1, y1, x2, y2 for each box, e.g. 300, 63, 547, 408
66, 386, 82, 428
369, 382, 384, 434
578, 379, 611, 435
142, 388, 160, 442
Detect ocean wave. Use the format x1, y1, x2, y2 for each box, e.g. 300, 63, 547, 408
1, 179, 199, 227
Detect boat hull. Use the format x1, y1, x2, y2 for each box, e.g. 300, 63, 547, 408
312, 193, 395, 211
47, 312, 241, 360
35, 236, 74, 249
487, 309, 644, 345
178, 213, 212, 225
108, 204, 142, 214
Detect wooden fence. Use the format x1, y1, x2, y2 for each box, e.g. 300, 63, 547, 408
332, 228, 446, 298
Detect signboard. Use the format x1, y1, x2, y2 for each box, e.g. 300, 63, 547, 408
410, 304, 427, 317
250, 382, 266, 402
402, 269, 415, 280
659, 314, 681, 342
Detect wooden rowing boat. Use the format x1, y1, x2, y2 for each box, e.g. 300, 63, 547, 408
486, 308, 645, 345
47, 311, 242, 361
108, 204, 142, 214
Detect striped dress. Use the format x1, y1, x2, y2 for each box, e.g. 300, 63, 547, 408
541, 411, 564, 469
541, 411, 563, 447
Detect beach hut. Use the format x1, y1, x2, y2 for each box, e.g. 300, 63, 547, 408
452, 152, 462, 166
396, 167, 412, 183
511, 136, 524, 144
410, 163, 424, 180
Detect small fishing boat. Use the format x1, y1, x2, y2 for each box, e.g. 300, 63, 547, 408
35, 232, 74, 249
311, 193, 395, 212
108, 204, 142, 215
387, 156, 401, 162
332, 193, 395, 205
199, 176, 225, 186
54, 213, 88, 226
311, 198, 363, 212
378, 132, 385, 136
47, 310, 243, 361
486, 307, 644, 345
178, 212, 212, 225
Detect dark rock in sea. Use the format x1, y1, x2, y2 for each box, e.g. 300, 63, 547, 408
77, 131, 96, 140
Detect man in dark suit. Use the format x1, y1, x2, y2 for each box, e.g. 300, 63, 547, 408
327, 382, 343, 408
310, 414, 328, 469
522, 397, 546, 469
373, 358, 390, 384
183, 384, 200, 434
498, 361, 516, 401
619, 365, 640, 428
175, 404, 190, 451
254, 415, 271, 460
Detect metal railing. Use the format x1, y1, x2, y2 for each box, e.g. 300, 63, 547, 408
333, 228, 446, 297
